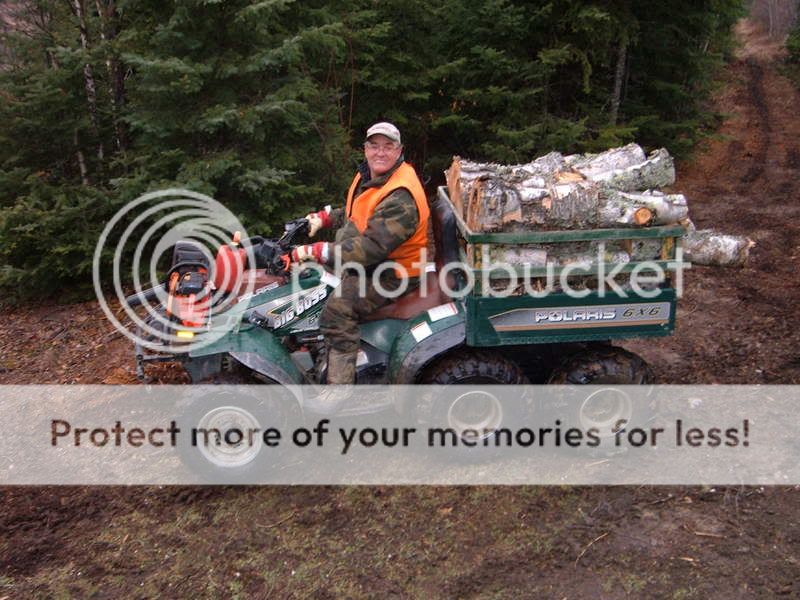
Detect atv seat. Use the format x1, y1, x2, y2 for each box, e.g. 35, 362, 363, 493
363, 269, 450, 321
363, 195, 461, 322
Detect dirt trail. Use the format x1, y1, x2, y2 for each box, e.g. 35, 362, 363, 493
627, 18, 800, 384
1, 16, 800, 599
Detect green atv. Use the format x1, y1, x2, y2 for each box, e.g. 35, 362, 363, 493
126, 188, 682, 475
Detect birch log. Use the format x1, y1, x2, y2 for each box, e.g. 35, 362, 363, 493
471, 239, 655, 267
564, 143, 646, 176
446, 144, 752, 268
459, 177, 675, 231
446, 152, 562, 217
446, 144, 675, 221
682, 230, 755, 267
475, 230, 754, 269
566, 147, 675, 191
601, 190, 689, 225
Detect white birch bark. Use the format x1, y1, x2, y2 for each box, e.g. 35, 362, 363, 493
71, 0, 104, 165
682, 230, 755, 267
94, 0, 124, 154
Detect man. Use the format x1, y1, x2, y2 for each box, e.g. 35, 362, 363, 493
290, 122, 429, 413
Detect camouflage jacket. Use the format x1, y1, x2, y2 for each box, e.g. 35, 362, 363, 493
324, 157, 420, 270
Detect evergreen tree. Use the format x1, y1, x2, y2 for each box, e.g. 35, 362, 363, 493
0, 0, 355, 298
116, 0, 354, 232
624, 0, 745, 154
0, 0, 116, 296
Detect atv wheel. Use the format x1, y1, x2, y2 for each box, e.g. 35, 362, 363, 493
547, 347, 655, 445
177, 385, 297, 483
417, 350, 528, 457
548, 347, 655, 386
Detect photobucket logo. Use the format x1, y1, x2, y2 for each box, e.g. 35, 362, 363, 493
93, 189, 256, 353
295, 245, 690, 300
462, 244, 691, 300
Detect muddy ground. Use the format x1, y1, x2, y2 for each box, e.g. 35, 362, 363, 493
1, 17, 799, 600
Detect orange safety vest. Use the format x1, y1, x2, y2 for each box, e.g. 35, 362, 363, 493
345, 162, 430, 278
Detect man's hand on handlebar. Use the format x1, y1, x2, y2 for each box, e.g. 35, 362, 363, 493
304, 206, 332, 238
291, 242, 329, 264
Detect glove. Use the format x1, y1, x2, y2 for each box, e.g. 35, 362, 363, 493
305, 205, 332, 237
291, 242, 329, 264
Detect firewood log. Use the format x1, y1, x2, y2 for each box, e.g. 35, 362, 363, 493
567, 147, 675, 191
601, 190, 688, 225
564, 143, 646, 176
459, 179, 684, 231
477, 232, 753, 269
445, 145, 752, 270
682, 230, 755, 267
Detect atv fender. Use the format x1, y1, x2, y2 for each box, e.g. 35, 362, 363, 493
190, 325, 306, 385
228, 327, 305, 385
229, 351, 305, 386
387, 305, 466, 385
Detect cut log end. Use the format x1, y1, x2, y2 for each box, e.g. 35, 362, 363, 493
633, 207, 654, 226
555, 170, 585, 184
445, 156, 464, 218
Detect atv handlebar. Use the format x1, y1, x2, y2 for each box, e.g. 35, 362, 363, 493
246, 218, 311, 275
279, 218, 310, 248
125, 284, 165, 308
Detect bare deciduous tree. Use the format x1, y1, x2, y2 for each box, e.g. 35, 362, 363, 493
751, 0, 799, 38
94, 0, 126, 154
68, 0, 105, 168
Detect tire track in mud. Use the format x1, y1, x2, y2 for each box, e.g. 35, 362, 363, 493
737, 59, 770, 186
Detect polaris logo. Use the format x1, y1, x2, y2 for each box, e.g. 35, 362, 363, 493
489, 302, 671, 332
534, 309, 616, 324
236, 282, 280, 303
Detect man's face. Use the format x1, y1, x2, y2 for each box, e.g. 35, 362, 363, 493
364, 134, 402, 179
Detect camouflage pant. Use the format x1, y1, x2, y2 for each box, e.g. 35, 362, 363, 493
319, 270, 419, 383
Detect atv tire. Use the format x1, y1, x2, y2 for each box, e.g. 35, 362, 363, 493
416, 350, 528, 459
547, 346, 655, 447
548, 346, 655, 385
176, 385, 297, 483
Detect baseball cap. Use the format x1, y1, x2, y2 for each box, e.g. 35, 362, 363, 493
366, 122, 401, 144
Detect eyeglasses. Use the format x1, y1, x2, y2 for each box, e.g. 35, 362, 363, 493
364, 141, 400, 153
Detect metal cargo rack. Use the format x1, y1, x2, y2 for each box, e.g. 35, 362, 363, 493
436, 187, 685, 346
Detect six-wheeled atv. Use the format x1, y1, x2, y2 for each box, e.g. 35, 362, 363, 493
125, 188, 682, 474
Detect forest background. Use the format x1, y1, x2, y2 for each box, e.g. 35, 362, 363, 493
0, 0, 785, 300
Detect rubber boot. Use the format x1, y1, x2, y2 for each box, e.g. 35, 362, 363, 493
303, 348, 356, 415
